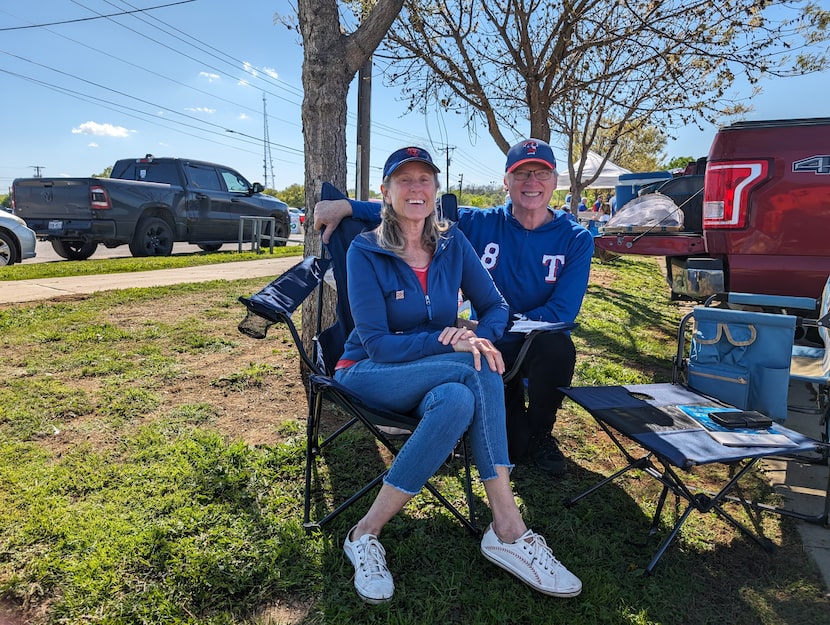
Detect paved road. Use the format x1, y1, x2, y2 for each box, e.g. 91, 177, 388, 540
23, 237, 303, 264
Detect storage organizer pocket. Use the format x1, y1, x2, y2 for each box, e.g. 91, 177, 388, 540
687, 361, 750, 409
750, 366, 791, 421
690, 318, 756, 367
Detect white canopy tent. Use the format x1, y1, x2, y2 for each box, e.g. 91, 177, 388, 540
556, 151, 632, 190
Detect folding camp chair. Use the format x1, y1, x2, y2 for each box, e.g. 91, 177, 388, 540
238, 183, 478, 535
692, 283, 830, 460
787, 276, 830, 454
561, 302, 830, 574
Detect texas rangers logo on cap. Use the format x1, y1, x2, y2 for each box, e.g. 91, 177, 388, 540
505, 138, 556, 172
383, 146, 441, 178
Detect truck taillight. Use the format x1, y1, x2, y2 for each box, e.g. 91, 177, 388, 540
89, 185, 111, 210
703, 161, 768, 229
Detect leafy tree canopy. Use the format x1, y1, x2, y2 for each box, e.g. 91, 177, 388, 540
380, 0, 829, 197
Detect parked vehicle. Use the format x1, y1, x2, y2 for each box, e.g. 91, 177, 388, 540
595, 118, 830, 311
0, 210, 37, 266
10, 155, 291, 260
289, 207, 304, 235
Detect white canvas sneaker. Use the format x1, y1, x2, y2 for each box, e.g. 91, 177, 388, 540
480, 524, 582, 598
343, 527, 395, 604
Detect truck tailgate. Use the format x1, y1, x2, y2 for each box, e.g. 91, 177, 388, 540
594, 232, 706, 256
14, 179, 94, 219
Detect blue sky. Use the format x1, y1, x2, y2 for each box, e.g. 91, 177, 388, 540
2, 0, 829, 195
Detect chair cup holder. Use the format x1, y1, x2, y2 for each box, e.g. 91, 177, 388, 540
238, 310, 275, 340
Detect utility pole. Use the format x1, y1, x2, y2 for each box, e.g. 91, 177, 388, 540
30, 165, 44, 178
355, 57, 372, 200
445, 146, 455, 190
262, 94, 275, 188
457, 173, 463, 202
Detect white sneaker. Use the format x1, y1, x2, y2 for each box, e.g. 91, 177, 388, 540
343, 526, 394, 604
480, 524, 582, 597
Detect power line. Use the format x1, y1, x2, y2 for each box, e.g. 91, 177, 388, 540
0, 0, 196, 31
1, 3, 500, 186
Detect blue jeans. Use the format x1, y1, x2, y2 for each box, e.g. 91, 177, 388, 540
334, 352, 511, 495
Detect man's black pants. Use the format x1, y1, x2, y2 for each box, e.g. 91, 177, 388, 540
495, 331, 577, 461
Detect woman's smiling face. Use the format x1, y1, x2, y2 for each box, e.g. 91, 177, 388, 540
382, 161, 438, 225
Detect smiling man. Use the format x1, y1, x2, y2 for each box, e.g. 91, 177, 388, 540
314, 139, 594, 474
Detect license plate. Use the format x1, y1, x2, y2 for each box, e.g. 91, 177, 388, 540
48, 220, 63, 230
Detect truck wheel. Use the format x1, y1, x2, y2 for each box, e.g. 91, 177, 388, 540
197, 243, 222, 252
130, 217, 174, 257
0, 231, 19, 265
51, 239, 98, 260
272, 219, 288, 248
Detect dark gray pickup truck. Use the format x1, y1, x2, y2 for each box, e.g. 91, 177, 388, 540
10, 155, 291, 260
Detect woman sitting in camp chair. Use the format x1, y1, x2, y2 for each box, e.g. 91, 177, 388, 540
335, 146, 582, 604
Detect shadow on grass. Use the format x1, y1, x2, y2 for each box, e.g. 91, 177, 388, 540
292, 399, 830, 625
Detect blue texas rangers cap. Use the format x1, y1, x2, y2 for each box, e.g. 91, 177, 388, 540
505, 139, 557, 173
383, 146, 441, 178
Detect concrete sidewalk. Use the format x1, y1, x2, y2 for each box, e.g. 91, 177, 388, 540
764, 387, 830, 597
0, 257, 299, 305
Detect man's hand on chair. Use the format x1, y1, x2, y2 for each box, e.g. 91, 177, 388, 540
313, 199, 353, 244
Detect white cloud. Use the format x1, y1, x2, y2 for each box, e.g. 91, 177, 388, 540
185, 107, 216, 114
71, 121, 132, 138
239, 113, 249, 120
199, 71, 220, 82
263, 66, 279, 79
88, 142, 99, 148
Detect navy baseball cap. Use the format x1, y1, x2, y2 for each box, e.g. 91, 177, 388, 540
505, 139, 556, 172
383, 147, 440, 178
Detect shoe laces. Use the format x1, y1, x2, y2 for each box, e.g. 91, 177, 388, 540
355, 536, 389, 581
522, 531, 562, 574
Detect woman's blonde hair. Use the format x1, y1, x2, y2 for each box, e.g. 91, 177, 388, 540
377, 173, 449, 255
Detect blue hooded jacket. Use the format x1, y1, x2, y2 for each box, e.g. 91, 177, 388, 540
340, 223, 508, 364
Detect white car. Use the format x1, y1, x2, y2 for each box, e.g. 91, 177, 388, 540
289, 207, 305, 235
0, 210, 37, 266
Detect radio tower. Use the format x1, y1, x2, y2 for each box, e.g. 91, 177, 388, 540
262, 93, 276, 189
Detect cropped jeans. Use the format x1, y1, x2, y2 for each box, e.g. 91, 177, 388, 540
334, 352, 511, 495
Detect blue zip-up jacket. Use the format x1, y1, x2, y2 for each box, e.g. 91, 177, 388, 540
351, 199, 593, 324
341, 223, 508, 364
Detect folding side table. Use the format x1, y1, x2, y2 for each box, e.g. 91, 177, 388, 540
561, 383, 828, 574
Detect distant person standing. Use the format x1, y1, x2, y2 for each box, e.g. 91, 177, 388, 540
598, 202, 612, 222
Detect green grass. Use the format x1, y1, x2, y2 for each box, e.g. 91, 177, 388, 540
0, 246, 303, 281
0, 254, 828, 624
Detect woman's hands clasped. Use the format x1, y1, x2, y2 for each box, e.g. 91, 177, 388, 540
438, 327, 505, 374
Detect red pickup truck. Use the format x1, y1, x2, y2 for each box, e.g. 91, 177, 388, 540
595, 117, 830, 310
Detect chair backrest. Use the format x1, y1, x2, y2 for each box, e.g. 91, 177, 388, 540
687, 306, 796, 420
315, 183, 373, 375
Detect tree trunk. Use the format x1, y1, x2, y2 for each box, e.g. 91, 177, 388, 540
296, 0, 404, 372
